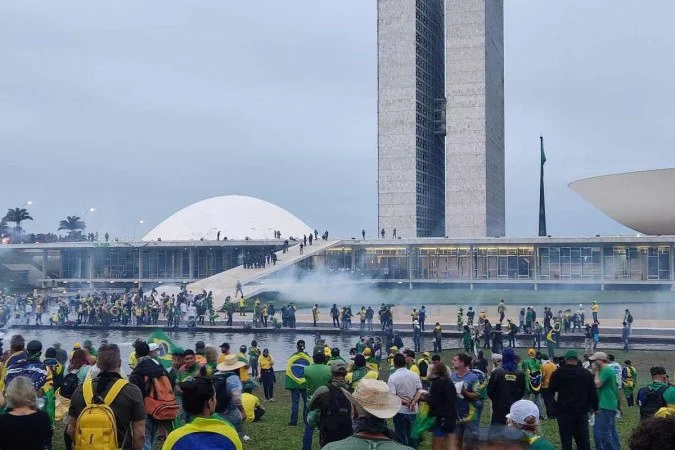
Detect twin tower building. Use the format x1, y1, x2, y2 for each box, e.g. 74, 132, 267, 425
378, 0, 505, 238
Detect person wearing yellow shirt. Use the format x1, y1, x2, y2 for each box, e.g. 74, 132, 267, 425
410, 307, 419, 324
591, 300, 599, 322
237, 345, 251, 387
417, 352, 431, 386
362, 347, 379, 371
241, 386, 265, 422
218, 342, 231, 364
312, 304, 320, 327
345, 355, 378, 389
258, 349, 275, 401
239, 296, 246, 316
387, 346, 398, 375
404, 349, 420, 376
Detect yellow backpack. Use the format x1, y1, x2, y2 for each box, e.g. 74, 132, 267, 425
75, 378, 128, 450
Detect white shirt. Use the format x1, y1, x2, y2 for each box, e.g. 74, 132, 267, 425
180, 303, 187, 313
188, 306, 197, 317
388, 367, 422, 415
608, 362, 623, 388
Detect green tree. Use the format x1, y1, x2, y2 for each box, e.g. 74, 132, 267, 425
58, 216, 86, 240
3, 207, 33, 230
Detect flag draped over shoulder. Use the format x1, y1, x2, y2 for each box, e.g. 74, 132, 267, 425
147, 330, 179, 369
284, 352, 312, 389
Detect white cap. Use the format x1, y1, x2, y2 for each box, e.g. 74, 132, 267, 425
506, 400, 540, 426
148, 343, 160, 352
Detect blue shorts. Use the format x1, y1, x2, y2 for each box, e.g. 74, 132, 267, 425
433, 424, 453, 437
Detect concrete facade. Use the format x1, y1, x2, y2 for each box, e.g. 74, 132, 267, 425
378, 0, 505, 239
378, 0, 445, 238
445, 0, 505, 237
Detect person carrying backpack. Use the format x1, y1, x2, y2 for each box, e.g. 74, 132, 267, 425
67, 343, 146, 450
129, 342, 177, 450
308, 360, 353, 448
638, 366, 675, 419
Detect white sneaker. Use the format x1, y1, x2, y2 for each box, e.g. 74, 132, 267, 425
243, 436, 251, 442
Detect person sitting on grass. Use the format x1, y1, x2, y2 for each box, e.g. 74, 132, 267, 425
241, 385, 265, 422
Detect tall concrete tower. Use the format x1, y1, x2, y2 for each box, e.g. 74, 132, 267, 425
377, 0, 446, 238
444, 0, 505, 237
377, 0, 505, 238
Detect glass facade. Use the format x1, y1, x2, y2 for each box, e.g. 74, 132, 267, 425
415, 0, 445, 237
11, 241, 675, 287
292, 243, 673, 284
48, 245, 278, 280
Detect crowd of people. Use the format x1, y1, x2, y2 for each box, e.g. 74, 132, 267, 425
0, 322, 670, 450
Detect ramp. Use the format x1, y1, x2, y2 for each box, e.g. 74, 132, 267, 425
188, 239, 339, 307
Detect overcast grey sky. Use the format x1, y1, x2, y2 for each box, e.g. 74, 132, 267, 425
2, 1, 674, 240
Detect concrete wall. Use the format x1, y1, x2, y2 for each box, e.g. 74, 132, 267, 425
378, 0, 418, 238
444, 0, 505, 237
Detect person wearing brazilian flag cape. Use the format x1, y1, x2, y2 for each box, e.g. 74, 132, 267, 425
521, 348, 546, 420
285, 339, 312, 426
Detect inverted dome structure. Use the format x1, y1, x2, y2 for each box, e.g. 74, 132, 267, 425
569, 168, 675, 235
142, 195, 313, 241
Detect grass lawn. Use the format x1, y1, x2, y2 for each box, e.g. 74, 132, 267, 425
52, 347, 670, 449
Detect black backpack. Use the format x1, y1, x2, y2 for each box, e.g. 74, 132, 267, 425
638, 385, 668, 419
419, 360, 429, 379
212, 372, 235, 414
320, 385, 353, 447
59, 372, 80, 399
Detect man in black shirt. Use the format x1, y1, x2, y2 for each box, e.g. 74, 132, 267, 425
487, 347, 526, 425
548, 349, 598, 450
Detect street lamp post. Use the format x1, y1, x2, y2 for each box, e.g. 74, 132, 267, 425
133, 219, 144, 241
83, 207, 96, 220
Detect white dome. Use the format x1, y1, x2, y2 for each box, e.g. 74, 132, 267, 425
142, 195, 313, 241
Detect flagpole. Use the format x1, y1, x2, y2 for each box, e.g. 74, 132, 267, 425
538, 136, 547, 236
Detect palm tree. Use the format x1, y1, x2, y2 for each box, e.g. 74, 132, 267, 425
0, 218, 7, 235
58, 216, 86, 234
3, 208, 33, 230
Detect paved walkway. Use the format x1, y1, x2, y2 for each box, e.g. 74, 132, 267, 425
292, 305, 675, 330
188, 239, 339, 306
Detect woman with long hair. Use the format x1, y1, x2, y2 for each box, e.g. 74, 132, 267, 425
427, 361, 457, 450
68, 349, 91, 383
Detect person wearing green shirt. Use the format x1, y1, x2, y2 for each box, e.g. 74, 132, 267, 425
328, 348, 347, 366
521, 349, 546, 420
300, 349, 332, 450
461, 325, 472, 352
591, 352, 621, 450
506, 400, 555, 450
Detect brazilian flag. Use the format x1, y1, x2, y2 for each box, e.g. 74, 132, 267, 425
411, 401, 435, 440
147, 330, 180, 370
284, 352, 312, 389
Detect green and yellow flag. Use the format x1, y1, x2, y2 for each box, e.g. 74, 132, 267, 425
284, 352, 312, 389
541, 137, 547, 165
147, 330, 180, 369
